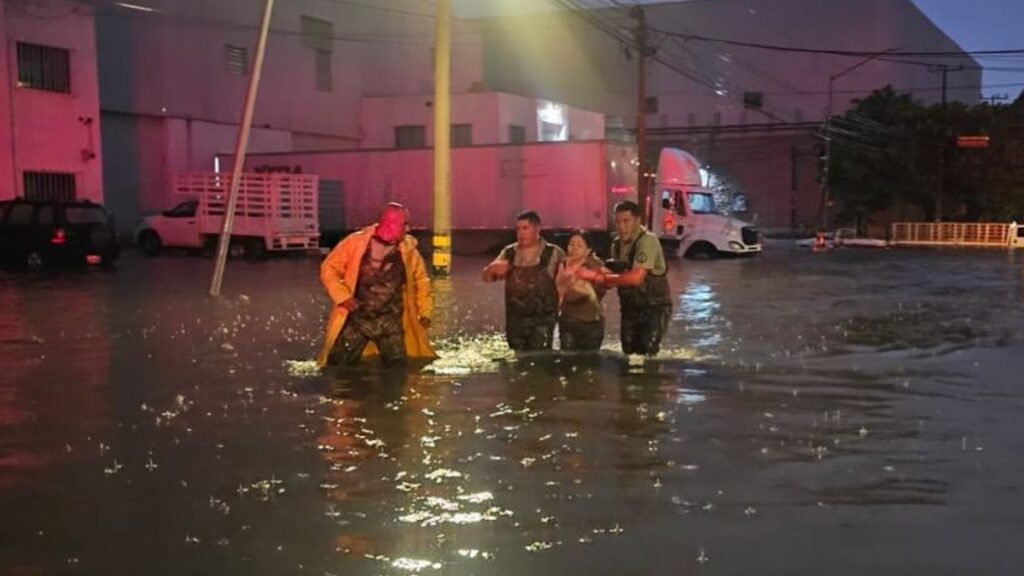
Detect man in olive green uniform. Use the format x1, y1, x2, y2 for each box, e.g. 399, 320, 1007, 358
482, 211, 565, 351
577, 201, 672, 355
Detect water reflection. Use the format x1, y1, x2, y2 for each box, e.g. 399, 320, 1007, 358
674, 279, 723, 349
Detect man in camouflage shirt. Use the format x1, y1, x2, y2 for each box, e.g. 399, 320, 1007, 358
577, 201, 672, 355
482, 211, 565, 351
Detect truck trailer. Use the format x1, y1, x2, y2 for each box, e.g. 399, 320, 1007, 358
235, 140, 638, 251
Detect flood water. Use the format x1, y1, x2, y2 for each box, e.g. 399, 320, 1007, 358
2, 245, 1024, 575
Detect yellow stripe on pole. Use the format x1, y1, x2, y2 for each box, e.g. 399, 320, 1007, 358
432, 0, 451, 276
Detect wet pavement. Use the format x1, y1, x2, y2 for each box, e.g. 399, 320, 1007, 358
2, 245, 1024, 575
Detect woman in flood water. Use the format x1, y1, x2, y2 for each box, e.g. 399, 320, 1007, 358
555, 230, 608, 351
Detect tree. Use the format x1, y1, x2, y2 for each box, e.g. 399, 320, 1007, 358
827, 86, 1023, 225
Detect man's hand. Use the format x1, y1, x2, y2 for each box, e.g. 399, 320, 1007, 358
574, 267, 600, 282
341, 298, 360, 311
482, 260, 510, 282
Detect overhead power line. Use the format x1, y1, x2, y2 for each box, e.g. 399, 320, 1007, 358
648, 27, 1024, 59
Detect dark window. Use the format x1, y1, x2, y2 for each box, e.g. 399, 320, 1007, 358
315, 50, 332, 92
65, 206, 109, 224
644, 96, 659, 114
225, 45, 248, 76
166, 201, 197, 218
300, 16, 333, 52
508, 124, 526, 144
24, 171, 76, 202
743, 91, 764, 110
451, 124, 473, 148
37, 205, 55, 226
395, 125, 426, 149
7, 203, 34, 225
17, 42, 71, 94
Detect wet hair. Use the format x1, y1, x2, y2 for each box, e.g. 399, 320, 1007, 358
381, 202, 409, 218
568, 229, 591, 248
516, 210, 541, 226
613, 201, 642, 217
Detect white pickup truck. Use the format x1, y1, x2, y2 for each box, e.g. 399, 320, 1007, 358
649, 147, 762, 259
136, 172, 320, 259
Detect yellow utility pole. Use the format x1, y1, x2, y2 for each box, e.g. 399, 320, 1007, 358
210, 0, 275, 296
431, 0, 452, 276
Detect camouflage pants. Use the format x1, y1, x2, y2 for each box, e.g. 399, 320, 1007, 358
506, 314, 556, 352
558, 318, 605, 352
330, 314, 406, 367
620, 306, 671, 356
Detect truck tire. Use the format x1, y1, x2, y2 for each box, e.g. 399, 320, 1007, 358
139, 230, 162, 256
228, 240, 246, 260
685, 241, 718, 260
243, 238, 267, 261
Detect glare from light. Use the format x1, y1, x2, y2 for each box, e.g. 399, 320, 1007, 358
115, 2, 157, 12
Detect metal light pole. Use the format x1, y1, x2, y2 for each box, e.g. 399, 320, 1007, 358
818, 48, 897, 232
632, 6, 649, 216
209, 0, 275, 297
431, 0, 452, 276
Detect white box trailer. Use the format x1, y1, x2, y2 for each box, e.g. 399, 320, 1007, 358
236, 141, 638, 243
136, 173, 319, 258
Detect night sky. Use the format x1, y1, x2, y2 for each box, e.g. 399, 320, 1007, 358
913, 0, 1024, 99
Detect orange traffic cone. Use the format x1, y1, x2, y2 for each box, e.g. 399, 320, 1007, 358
813, 231, 827, 252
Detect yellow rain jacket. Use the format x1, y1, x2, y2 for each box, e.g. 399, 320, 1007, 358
316, 225, 436, 367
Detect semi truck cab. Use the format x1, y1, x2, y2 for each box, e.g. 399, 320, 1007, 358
651, 148, 762, 259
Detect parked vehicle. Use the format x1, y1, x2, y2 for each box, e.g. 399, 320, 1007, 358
649, 148, 762, 259
0, 198, 119, 270
136, 173, 320, 259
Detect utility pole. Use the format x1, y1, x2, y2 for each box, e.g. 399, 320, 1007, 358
432, 0, 451, 276
818, 48, 896, 233
982, 93, 1009, 105
926, 64, 961, 222
629, 6, 655, 221
209, 0, 274, 297
928, 64, 964, 105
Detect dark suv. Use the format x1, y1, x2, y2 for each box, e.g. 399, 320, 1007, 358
0, 198, 120, 270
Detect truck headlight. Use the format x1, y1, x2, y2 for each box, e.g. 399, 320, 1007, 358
728, 241, 744, 251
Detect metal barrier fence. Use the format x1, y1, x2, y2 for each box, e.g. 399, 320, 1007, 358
890, 222, 1024, 248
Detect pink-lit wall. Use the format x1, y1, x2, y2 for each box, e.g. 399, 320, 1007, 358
1, 0, 102, 202
240, 140, 616, 231
0, 1, 13, 193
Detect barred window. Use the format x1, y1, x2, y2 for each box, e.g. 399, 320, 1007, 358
395, 125, 425, 149
23, 171, 76, 202
17, 42, 71, 93
451, 124, 473, 148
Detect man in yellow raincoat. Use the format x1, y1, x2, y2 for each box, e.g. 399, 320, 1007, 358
316, 203, 435, 368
